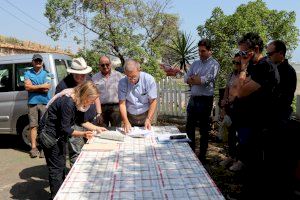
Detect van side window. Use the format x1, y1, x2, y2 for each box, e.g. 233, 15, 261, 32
67, 60, 72, 68
15, 63, 32, 91
55, 59, 68, 83
0, 64, 13, 92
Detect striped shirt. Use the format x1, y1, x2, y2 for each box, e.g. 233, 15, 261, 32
92, 70, 124, 104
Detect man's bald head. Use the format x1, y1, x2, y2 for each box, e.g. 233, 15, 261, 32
124, 59, 140, 72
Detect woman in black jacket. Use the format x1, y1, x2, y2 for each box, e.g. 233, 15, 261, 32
40, 81, 106, 199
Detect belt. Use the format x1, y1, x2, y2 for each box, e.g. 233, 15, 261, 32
191, 95, 213, 99
102, 103, 119, 106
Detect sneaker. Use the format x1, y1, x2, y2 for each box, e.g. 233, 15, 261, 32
29, 148, 39, 158
39, 149, 45, 158
229, 160, 244, 172
219, 157, 234, 167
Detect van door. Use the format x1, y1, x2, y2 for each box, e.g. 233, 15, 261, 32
13, 63, 32, 125
0, 64, 13, 133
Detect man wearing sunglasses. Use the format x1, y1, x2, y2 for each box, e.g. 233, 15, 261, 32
234, 33, 280, 199
266, 40, 297, 121
24, 54, 52, 158
92, 56, 124, 127
266, 40, 297, 199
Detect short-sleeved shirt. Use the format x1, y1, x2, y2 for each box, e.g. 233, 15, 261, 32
41, 95, 95, 139
92, 70, 124, 104
24, 68, 52, 105
184, 57, 220, 96
118, 72, 157, 115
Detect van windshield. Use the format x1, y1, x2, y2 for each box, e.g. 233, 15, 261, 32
55, 59, 68, 82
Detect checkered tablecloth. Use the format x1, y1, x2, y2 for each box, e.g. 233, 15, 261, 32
54, 126, 225, 200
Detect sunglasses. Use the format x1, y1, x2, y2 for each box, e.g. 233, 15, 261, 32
100, 63, 110, 68
266, 51, 277, 57
33, 59, 43, 63
238, 50, 249, 57
232, 61, 241, 65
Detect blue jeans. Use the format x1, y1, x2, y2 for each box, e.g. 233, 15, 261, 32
68, 125, 85, 166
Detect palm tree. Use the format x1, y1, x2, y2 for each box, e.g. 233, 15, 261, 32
167, 32, 198, 72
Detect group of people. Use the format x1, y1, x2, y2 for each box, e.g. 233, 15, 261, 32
24, 54, 157, 198
184, 34, 298, 199
24, 32, 298, 199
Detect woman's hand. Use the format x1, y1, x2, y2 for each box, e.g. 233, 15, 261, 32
95, 126, 107, 133
83, 130, 94, 140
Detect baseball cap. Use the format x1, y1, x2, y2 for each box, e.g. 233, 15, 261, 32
32, 54, 43, 61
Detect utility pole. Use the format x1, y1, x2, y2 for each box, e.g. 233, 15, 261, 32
82, 7, 87, 50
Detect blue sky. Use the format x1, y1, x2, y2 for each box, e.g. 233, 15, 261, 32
0, 0, 299, 61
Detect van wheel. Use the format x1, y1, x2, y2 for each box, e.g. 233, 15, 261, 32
17, 116, 31, 147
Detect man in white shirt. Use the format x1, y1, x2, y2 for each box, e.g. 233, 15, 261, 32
118, 59, 157, 133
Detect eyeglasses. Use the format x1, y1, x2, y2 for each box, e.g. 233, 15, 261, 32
238, 50, 249, 57
127, 75, 139, 81
266, 51, 277, 57
100, 63, 110, 68
232, 61, 241, 65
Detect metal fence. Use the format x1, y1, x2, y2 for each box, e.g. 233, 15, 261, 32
157, 77, 190, 117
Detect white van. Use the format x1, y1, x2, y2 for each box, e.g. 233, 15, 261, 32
0, 53, 72, 146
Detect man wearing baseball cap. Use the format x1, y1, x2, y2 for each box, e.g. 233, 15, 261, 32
24, 54, 52, 158
55, 57, 103, 166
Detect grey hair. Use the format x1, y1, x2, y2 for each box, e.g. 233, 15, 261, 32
124, 59, 140, 72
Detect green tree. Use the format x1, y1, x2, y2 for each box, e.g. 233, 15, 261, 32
166, 32, 198, 72
197, 0, 299, 88
44, 0, 178, 79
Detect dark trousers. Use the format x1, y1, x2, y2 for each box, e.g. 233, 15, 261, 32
186, 96, 213, 159
225, 105, 237, 159
228, 123, 237, 158
101, 103, 122, 127
240, 123, 296, 200
43, 139, 67, 199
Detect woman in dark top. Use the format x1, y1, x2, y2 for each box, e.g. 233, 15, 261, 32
40, 81, 107, 199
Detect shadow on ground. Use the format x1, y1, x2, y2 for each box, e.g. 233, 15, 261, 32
0, 134, 30, 152
10, 165, 50, 200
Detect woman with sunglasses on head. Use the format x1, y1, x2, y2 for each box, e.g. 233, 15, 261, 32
219, 53, 244, 171
39, 81, 107, 199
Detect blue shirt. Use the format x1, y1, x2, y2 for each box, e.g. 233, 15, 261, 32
118, 72, 157, 115
24, 68, 52, 105
184, 57, 220, 96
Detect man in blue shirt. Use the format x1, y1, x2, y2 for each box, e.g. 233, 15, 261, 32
118, 59, 157, 133
24, 54, 52, 158
184, 39, 220, 162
